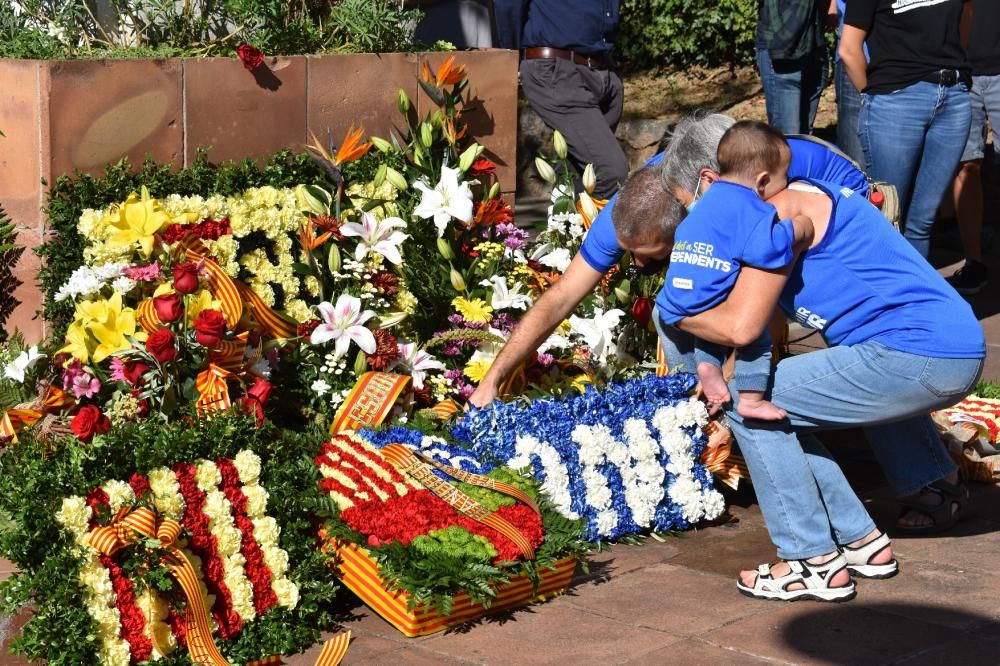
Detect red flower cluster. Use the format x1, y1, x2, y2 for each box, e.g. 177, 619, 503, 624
100, 554, 154, 661
173, 463, 242, 638
316, 441, 403, 504
340, 489, 545, 562
72, 405, 110, 443
297, 319, 321, 338
160, 218, 231, 244
370, 270, 399, 296
365, 329, 399, 371
216, 459, 279, 614
314, 215, 345, 241
128, 472, 152, 498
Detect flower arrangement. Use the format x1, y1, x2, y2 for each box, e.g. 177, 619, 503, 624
316, 430, 589, 614
0, 414, 342, 665
453, 374, 726, 540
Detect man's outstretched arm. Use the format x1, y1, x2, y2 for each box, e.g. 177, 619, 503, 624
468, 253, 603, 407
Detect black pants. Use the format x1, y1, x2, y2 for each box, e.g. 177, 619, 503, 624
520, 58, 629, 199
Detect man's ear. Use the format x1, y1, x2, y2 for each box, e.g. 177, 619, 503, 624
755, 171, 771, 197
700, 168, 720, 185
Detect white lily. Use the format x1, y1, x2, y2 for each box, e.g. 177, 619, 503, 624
3, 346, 44, 383
310, 294, 377, 359
340, 212, 409, 265
569, 308, 624, 364
538, 247, 572, 272
413, 165, 474, 237
391, 340, 445, 390
480, 275, 532, 311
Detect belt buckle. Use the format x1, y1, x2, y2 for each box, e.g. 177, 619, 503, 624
940, 69, 958, 86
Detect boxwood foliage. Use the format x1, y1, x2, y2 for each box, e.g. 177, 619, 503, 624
617, 0, 757, 72
0, 412, 345, 665
37, 150, 328, 339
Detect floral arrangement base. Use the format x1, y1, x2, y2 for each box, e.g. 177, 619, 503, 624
331, 542, 577, 637
933, 396, 1000, 483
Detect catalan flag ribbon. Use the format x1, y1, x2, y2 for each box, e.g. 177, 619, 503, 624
329, 372, 411, 434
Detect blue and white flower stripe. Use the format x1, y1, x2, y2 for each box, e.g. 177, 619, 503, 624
459, 374, 725, 540
359, 426, 488, 475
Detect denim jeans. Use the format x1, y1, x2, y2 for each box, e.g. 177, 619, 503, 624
859, 81, 972, 258
834, 59, 865, 166
756, 46, 829, 135
695, 333, 772, 393
654, 309, 982, 559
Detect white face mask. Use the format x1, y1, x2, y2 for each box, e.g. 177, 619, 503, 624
685, 175, 704, 212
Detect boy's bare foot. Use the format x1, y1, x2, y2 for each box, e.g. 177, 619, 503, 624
696, 362, 731, 406
736, 394, 787, 421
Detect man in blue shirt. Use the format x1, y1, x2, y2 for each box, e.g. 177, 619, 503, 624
494, 0, 629, 198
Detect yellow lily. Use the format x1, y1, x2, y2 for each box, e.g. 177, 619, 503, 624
87, 293, 142, 363
106, 186, 169, 258
59, 321, 94, 361
187, 288, 222, 321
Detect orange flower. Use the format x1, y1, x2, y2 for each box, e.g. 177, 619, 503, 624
442, 116, 468, 146
577, 195, 608, 229
473, 198, 514, 227
334, 125, 372, 165
421, 56, 467, 87
299, 217, 334, 251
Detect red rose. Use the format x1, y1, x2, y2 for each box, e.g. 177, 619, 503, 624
146, 328, 177, 363
71, 405, 111, 443
237, 43, 265, 71
153, 293, 184, 323
172, 262, 200, 294
193, 309, 227, 348
123, 360, 150, 387
632, 296, 653, 329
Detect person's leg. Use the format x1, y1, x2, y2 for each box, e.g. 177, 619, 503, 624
694, 340, 732, 407
902, 84, 972, 258
834, 58, 865, 165
757, 48, 806, 135
520, 59, 628, 199
801, 45, 829, 135
733, 332, 787, 421
858, 82, 936, 225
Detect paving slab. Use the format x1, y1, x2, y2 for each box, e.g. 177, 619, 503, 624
574, 538, 681, 585
412, 600, 683, 665
897, 635, 1000, 666
625, 638, 777, 665
566, 563, 766, 636
703, 602, 961, 665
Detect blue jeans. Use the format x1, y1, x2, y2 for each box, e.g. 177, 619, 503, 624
756, 46, 829, 135
859, 81, 972, 258
655, 310, 982, 559
834, 59, 865, 166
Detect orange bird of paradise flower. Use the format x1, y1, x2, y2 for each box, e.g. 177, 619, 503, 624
299, 217, 334, 251
421, 55, 467, 87
304, 126, 372, 169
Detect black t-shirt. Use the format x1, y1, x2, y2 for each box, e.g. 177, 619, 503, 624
844, 0, 969, 94
968, 2, 1000, 76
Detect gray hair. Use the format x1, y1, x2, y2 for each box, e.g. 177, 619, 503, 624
611, 166, 685, 244
659, 112, 736, 195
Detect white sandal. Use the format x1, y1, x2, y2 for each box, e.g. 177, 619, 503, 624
736, 553, 857, 602
841, 531, 899, 579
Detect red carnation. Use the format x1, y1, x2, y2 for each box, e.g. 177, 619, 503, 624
153, 293, 184, 323
237, 43, 265, 71
71, 405, 111, 443
297, 319, 321, 338
365, 329, 399, 370
193, 309, 227, 348
370, 270, 399, 296
146, 328, 178, 363
172, 261, 201, 294
631, 296, 654, 329
160, 223, 189, 244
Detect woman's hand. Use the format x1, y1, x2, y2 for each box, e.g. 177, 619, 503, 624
467, 381, 499, 409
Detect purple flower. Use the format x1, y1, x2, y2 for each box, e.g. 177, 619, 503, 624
448, 313, 465, 326
491, 312, 516, 333
537, 352, 555, 367
442, 343, 463, 357
444, 369, 464, 382
457, 383, 475, 400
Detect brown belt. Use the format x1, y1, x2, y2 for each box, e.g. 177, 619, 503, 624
521, 47, 612, 69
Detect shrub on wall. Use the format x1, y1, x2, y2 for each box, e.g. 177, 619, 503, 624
617, 0, 757, 72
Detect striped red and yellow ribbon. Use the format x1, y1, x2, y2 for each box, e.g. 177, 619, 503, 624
329, 372, 410, 434
0, 386, 74, 443
655, 339, 669, 377
699, 421, 749, 490
237, 283, 297, 341
177, 237, 243, 329
429, 399, 460, 420
195, 364, 233, 416
380, 444, 538, 560
210, 331, 251, 374
86, 507, 228, 666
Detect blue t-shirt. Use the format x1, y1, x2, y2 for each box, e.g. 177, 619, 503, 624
779, 179, 984, 358
579, 137, 868, 273
657, 182, 796, 324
